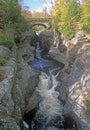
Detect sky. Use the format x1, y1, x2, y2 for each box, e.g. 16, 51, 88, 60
22, 0, 44, 12
20, 0, 82, 13
20, 0, 55, 13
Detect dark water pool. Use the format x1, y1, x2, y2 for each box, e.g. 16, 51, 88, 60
30, 58, 64, 72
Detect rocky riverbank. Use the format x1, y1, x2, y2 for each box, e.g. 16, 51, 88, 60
49, 31, 90, 130
0, 29, 90, 130
0, 30, 39, 130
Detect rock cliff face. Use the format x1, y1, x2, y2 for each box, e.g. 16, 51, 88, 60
0, 30, 39, 130
63, 33, 90, 130
49, 31, 90, 130
0, 45, 20, 130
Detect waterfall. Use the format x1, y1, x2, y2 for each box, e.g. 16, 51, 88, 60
36, 31, 40, 36
36, 42, 42, 59
31, 68, 63, 130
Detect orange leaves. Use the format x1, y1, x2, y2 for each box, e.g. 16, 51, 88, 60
0, 14, 3, 35
0, 17, 3, 22
0, 29, 3, 35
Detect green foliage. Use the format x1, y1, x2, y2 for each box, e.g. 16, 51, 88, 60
84, 100, 90, 117
80, 1, 90, 33
61, 22, 75, 39
0, 0, 29, 40
0, 56, 7, 66
0, 34, 14, 49
1, 0, 21, 25
81, 17, 90, 33
60, 0, 79, 39
12, 15, 29, 39
65, 0, 80, 21
53, 0, 79, 39
54, 10, 61, 32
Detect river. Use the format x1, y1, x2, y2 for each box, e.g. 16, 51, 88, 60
23, 33, 77, 130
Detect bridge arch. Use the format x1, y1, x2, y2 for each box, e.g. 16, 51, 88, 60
31, 23, 47, 29
29, 18, 52, 29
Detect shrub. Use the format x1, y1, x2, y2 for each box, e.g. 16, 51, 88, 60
65, 0, 80, 22
84, 100, 90, 117
0, 0, 29, 42
0, 34, 14, 49
13, 15, 29, 40
54, 10, 61, 32
0, 56, 7, 66
80, 1, 90, 33
80, 17, 90, 33
61, 22, 75, 39
82, 25, 90, 34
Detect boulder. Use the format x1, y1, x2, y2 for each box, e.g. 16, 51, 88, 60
19, 30, 37, 62
0, 118, 20, 130
0, 45, 11, 57
39, 30, 54, 54
49, 47, 68, 65
20, 29, 38, 46
75, 31, 85, 39
26, 91, 41, 112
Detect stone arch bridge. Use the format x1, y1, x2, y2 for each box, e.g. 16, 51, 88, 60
29, 18, 52, 29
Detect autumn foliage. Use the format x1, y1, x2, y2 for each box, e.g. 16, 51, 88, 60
52, 0, 90, 39
0, 13, 3, 35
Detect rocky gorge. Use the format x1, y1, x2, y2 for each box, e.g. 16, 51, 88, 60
0, 28, 90, 130
49, 31, 90, 130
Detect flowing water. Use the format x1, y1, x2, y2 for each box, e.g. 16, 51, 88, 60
24, 40, 77, 130
30, 42, 60, 71
31, 70, 64, 130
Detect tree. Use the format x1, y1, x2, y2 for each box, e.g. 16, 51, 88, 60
80, 0, 90, 33
65, 0, 80, 21
21, 6, 32, 20
52, 0, 81, 39
44, 0, 54, 15
0, 0, 28, 43
52, 0, 71, 31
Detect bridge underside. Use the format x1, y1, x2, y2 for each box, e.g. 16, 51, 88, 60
29, 18, 52, 29
31, 23, 47, 29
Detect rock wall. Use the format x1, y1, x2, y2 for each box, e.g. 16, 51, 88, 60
56, 31, 90, 130
48, 31, 90, 129
0, 30, 39, 130
0, 44, 20, 130
39, 30, 54, 54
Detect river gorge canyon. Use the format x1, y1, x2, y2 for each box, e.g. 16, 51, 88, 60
0, 29, 90, 130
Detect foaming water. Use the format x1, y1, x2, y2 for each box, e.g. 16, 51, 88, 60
31, 69, 63, 130
36, 42, 42, 59
24, 39, 77, 130
30, 42, 55, 70
25, 40, 77, 130
30, 42, 64, 129
30, 42, 63, 72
